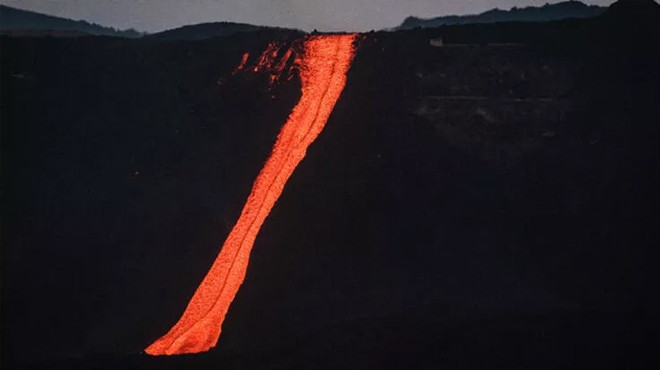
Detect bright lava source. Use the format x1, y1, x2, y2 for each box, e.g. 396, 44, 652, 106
145, 34, 358, 355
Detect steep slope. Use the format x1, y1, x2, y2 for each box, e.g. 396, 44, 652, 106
145, 34, 358, 355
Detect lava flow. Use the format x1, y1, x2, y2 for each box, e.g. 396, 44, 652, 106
145, 34, 358, 356
231, 52, 250, 74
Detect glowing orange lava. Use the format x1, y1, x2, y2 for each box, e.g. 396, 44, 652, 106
145, 34, 358, 356
274, 48, 293, 74
232, 52, 250, 74
269, 47, 294, 86
241, 41, 297, 86
253, 41, 280, 72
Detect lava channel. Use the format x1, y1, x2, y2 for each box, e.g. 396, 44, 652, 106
232, 52, 250, 74
145, 34, 358, 356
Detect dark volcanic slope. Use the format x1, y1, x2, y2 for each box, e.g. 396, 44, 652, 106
2, 31, 304, 362
2, 4, 660, 370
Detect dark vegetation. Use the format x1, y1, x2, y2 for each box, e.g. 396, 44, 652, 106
398, 1, 605, 30
2, 1, 660, 369
0, 5, 141, 38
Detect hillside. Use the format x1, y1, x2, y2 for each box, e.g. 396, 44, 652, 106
0, 5, 141, 37
146, 22, 299, 41
398, 1, 605, 30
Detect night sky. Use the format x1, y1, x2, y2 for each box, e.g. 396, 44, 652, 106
0, 0, 616, 32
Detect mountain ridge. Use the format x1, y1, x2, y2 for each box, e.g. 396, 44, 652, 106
397, 1, 606, 30
145, 22, 300, 41
0, 4, 142, 37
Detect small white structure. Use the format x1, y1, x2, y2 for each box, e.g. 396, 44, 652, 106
429, 37, 444, 47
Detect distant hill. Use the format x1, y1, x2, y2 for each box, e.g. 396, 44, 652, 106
0, 5, 142, 37
602, 0, 660, 21
397, 1, 605, 30
146, 22, 299, 41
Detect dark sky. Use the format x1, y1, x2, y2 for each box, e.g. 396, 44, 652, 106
1, 0, 615, 32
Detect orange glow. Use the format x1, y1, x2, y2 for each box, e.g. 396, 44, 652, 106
145, 34, 358, 356
245, 41, 296, 86
232, 52, 250, 74
273, 48, 293, 74
253, 41, 280, 72
268, 47, 294, 86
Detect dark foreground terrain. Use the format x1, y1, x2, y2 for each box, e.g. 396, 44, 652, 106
2, 1, 660, 369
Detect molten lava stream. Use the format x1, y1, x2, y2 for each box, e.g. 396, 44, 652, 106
145, 34, 358, 356
232, 52, 250, 74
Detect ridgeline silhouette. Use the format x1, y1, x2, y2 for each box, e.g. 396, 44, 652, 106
398, 1, 605, 30
0, 5, 141, 38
